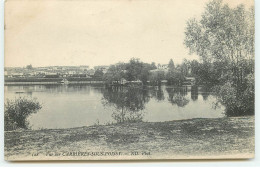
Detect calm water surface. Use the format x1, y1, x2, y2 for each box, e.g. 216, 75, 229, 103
4, 84, 225, 130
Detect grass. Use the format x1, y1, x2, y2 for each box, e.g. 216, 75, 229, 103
4, 116, 254, 160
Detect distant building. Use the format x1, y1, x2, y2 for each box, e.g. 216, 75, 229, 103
88, 69, 95, 76
94, 66, 109, 74
79, 66, 89, 71
12, 72, 24, 77
112, 78, 128, 85
183, 77, 196, 85
120, 78, 127, 85
150, 69, 166, 73
46, 72, 58, 75
68, 71, 77, 75
157, 64, 168, 71
45, 74, 59, 78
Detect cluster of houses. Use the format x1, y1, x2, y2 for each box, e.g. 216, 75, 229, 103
4, 65, 109, 79
4, 64, 169, 79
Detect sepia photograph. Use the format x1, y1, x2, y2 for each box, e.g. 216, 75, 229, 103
4, 0, 255, 161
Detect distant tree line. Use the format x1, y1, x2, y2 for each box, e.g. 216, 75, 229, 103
102, 56, 231, 87
103, 58, 157, 85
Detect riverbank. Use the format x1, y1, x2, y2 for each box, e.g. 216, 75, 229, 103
5, 116, 254, 160
4, 77, 104, 85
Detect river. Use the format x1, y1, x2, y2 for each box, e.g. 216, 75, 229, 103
4, 84, 225, 130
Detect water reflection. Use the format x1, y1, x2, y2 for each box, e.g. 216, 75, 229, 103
191, 86, 198, 101
200, 86, 210, 101
166, 87, 189, 107
149, 86, 165, 101
4, 84, 225, 129
101, 86, 150, 123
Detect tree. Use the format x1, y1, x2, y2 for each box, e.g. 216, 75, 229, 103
168, 59, 175, 72
125, 58, 143, 81
139, 64, 151, 85
5, 97, 42, 130
26, 64, 33, 70
184, 0, 255, 116
166, 59, 176, 85
149, 71, 165, 86
151, 62, 157, 70
93, 69, 104, 78
184, 0, 254, 87
125, 58, 152, 84
103, 63, 125, 84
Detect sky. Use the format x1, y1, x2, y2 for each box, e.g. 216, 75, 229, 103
4, 0, 254, 68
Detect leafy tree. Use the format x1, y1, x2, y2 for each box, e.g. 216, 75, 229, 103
149, 71, 165, 86
166, 64, 185, 86
103, 63, 125, 84
26, 64, 33, 70
5, 97, 42, 130
93, 69, 104, 78
184, 0, 255, 116
139, 64, 151, 85
125, 58, 153, 84
214, 74, 254, 116
150, 62, 157, 70
184, 0, 254, 86
168, 59, 175, 72
166, 59, 176, 85
104, 59, 155, 85
125, 58, 143, 81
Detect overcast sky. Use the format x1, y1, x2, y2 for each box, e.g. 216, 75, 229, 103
5, 0, 253, 68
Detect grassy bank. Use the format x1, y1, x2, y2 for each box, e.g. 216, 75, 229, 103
5, 116, 254, 160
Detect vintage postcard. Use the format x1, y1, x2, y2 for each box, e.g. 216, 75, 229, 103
4, 0, 255, 161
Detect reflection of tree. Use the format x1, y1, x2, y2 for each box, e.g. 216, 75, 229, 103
44, 84, 61, 89
191, 86, 198, 101
150, 86, 165, 101
166, 87, 189, 107
102, 86, 150, 123
200, 86, 210, 101
201, 93, 209, 101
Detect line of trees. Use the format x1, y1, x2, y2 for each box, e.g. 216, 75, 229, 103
103, 58, 157, 85
102, 56, 231, 87
102, 58, 203, 86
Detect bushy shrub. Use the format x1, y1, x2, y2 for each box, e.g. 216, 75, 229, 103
169, 94, 189, 107
214, 74, 254, 116
5, 97, 42, 131
111, 111, 144, 124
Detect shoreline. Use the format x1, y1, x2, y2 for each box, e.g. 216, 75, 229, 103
4, 81, 104, 85
5, 116, 255, 160
4, 116, 254, 132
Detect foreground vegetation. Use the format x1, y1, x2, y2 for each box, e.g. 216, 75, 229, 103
5, 116, 254, 160
4, 98, 42, 131
184, 0, 254, 116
